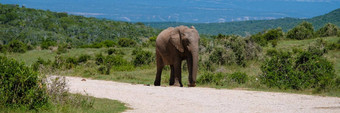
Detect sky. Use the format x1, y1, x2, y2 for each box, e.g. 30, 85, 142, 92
1, 0, 339, 23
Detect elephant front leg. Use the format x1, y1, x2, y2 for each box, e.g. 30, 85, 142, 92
169, 65, 175, 85
173, 62, 183, 87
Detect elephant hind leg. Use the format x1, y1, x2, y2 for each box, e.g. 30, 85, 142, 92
154, 52, 164, 86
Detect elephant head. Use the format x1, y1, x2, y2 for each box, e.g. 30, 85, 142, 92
170, 26, 200, 86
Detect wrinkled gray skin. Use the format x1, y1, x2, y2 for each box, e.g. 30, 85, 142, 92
154, 26, 200, 87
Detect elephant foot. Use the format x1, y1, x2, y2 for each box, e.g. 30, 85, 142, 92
154, 81, 161, 86
171, 82, 183, 87
188, 83, 196, 87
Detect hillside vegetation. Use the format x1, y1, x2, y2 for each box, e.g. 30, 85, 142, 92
0, 4, 158, 46
145, 8, 340, 36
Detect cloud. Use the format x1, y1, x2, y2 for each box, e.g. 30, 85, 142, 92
121, 17, 131, 21
68, 12, 106, 16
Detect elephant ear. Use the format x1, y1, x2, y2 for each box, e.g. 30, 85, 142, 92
170, 29, 184, 53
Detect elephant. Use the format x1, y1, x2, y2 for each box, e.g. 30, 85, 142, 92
154, 25, 200, 87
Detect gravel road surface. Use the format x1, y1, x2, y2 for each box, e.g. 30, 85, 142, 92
64, 76, 340, 113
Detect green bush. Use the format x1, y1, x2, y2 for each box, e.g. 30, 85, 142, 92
104, 55, 128, 74
316, 23, 339, 37
95, 53, 105, 65
78, 54, 91, 64
230, 72, 248, 84
118, 38, 136, 47
32, 57, 51, 71
107, 48, 124, 55
7, 40, 27, 53
287, 21, 315, 40
56, 45, 68, 54
250, 28, 283, 46
41, 39, 56, 50
260, 49, 335, 91
133, 48, 154, 66
0, 56, 48, 109
307, 39, 327, 56
206, 35, 261, 67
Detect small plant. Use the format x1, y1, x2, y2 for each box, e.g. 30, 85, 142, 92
7, 40, 27, 53
316, 23, 339, 37
95, 53, 105, 65
78, 54, 91, 64
229, 72, 248, 84
287, 21, 315, 40
107, 48, 124, 55
118, 38, 136, 47
133, 49, 154, 66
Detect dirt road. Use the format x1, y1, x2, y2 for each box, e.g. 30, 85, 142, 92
65, 76, 340, 113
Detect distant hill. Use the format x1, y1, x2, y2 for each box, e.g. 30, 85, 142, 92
0, 4, 158, 46
144, 8, 340, 36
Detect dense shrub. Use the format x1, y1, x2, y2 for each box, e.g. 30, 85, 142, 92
77, 54, 91, 63
133, 48, 154, 66
104, 55, 128, 74
207, 35, 261, 67
32, 57, 51, 71
56, 45, 68, 54
0, 56, 48, 109
107, 48, 124, 55
41, 39, 56, 50
286, 21, 315, 40
260, 49, 335, 91
229, 72, 248, 84
118, 38, 136, 47
316, 23, 339, 37
95, 53, 105, 65
250, 28, 283, 46
7, 40, 27, 53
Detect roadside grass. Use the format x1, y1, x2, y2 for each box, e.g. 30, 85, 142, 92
0, 94, 128, 113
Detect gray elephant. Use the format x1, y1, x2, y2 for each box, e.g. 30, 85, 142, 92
154, 25, 200, 87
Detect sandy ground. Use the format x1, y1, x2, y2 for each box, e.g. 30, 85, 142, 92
64, 76, 340, 113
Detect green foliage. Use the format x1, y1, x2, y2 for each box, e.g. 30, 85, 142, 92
229, 72, 248, 84
104, 55, 128, 74
77, 54, 91, 64
316, 23, 339, 37
41, 39, 56, 50
32, 57, 51, 71
107, 48, 124, 55
56, 44, 69, 54
118, 38, 136, 47
287, 21, 315, 40
132, 48, 154, 66
260, 49, 335, 91
0, 4, 157, 47
206, 35, 261, 67
0, 56, 48, 109
95, 53, 104, 65
7, 40, 27, 53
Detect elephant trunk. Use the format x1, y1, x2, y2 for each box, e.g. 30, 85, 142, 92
189, 47, 199, 87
